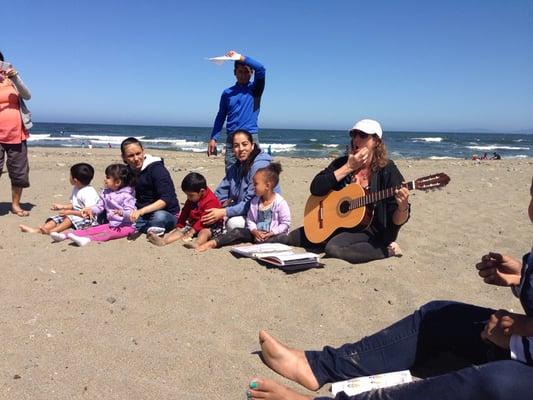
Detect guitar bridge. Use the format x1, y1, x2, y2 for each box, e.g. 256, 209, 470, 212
318, 200, 324, 229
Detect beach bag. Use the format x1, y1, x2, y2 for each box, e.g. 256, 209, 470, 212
19, 98, 33, 130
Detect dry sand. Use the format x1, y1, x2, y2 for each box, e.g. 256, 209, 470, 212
1, 147, 532, 399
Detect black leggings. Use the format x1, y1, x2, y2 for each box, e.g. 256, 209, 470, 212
215, 228, 288, 248
286, 227, 388, 264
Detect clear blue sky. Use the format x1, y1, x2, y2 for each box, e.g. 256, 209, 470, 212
3, 0, 532, 131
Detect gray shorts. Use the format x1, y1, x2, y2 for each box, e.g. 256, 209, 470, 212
0, 141, 30, 188
47, 214, 94, 230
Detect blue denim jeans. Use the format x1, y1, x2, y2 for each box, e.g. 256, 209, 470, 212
224, 132, 259, 173
310, 301, 533, 400
133, 210, 177, 233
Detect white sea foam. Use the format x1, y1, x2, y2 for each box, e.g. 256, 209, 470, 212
512, 154, 528, 158
180, 147, 207, 153
412, 137, 443, 142
27, 134, 51, 141
28, 136, 73, 141
310, 139, 317, 142
321, 144, 339, 148
466, 145, 530, 151
263, 143, 297, 150
71, 134, 145, 142
429, 156, 460, 160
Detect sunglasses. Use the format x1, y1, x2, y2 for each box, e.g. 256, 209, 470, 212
350, 130, 373, 139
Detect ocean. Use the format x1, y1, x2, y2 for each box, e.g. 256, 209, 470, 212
28, 122, 532, 160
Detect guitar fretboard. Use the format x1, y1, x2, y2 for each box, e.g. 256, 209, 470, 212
350, 181, 415, 210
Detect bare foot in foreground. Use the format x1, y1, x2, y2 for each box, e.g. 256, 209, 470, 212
387, 241, 403, 257
19, 224, 41, 233
195, 240, 217, 252
259, 330, 320, 391
147, 232, 166, 246
247, 378, 312, 400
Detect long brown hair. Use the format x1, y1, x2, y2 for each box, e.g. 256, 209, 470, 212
370, 138, 389, 171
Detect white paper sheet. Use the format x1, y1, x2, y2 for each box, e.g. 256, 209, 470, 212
207, 54, 241, 65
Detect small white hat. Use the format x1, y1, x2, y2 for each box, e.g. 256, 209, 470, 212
350, 119, 383, 139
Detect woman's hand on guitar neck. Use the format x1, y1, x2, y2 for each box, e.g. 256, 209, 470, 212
392, 187, 410, 225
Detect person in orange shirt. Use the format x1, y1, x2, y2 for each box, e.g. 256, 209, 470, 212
0, 51, 32, 217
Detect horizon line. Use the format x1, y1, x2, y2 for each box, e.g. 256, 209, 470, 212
32, 121, 533, 135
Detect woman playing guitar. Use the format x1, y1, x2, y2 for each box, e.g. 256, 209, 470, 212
288, 119, 410, 264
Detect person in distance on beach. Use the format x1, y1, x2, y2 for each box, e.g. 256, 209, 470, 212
207, 50, 266, 172
284, 119, 409, 264
0, 50, 33, 217
246, 176, 533, 400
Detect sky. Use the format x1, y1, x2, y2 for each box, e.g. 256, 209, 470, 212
3, 0, 532, 132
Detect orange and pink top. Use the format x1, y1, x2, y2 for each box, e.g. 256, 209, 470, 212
0, 81, 29, 144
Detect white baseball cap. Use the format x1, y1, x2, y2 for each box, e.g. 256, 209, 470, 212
350, 119, 383, 139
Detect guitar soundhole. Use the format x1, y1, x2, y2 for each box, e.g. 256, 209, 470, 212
339, 200, 350, 214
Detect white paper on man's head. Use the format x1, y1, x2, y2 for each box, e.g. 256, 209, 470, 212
207, 54, 241, 65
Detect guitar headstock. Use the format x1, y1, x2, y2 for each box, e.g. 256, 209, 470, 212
414, 173, 450, 191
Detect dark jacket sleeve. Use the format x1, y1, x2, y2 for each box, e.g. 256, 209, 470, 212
151, 163, 179, 209
375, 160, 407, 244
309, 156, 349, 196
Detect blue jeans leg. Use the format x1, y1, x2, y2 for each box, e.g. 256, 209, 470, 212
134, 210, 177, 233
307, 301, 495, 386
324, 360, 533, 400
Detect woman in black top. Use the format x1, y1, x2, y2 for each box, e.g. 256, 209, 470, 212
288, 119, 410, 264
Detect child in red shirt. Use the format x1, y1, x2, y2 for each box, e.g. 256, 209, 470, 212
148, 172, 223, 248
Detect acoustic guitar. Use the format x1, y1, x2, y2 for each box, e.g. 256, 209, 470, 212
303, 173, 450, 244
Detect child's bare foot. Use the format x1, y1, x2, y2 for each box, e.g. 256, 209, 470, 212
259, 330, 320, 391
19, 224, 41, 233
195, 240, 217, 252
183, 241, 197, 249
247, 378, 312, 400
387, 241, 403, 257
147, 232, 166, 246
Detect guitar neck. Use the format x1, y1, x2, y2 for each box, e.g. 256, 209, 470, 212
351, 181, 414, 210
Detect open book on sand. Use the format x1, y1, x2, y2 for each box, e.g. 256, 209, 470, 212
230, 243, 320, 269
331, 370, 412, 397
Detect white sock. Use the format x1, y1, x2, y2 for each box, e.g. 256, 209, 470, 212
50, 232, 67, 242
67, 233, 91, 247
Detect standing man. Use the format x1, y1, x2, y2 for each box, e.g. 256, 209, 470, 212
207, 50, 265, 172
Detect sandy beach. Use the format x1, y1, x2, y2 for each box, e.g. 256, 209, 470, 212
1, 147, 531, 399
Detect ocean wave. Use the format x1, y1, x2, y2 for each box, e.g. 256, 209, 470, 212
412, 137, 443, 142
180, 147, 207, 153
28, 136, 74, 142
321, 144, 339, 148
263, 143, 297, 150
71, 134, 145, 143
27, 134, 51, 141
466, 145, 530, 151
428, 156, 460, 160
